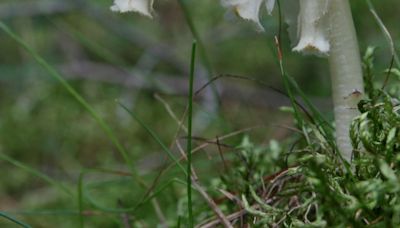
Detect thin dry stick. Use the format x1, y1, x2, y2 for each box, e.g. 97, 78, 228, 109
167, 123, 302, 175
188, 123, 302, 151
150, 103, 304, 225
198, 169, 302, 227
197, 205, 261, 228
216, 136, 228, 172
146, 93, 232, 226
192, 180, 233, 228
218, 189, 244, 208
152, 95, 247, 225
175, 139, 232, 227
194, 73, 315, 123
175, 140, 199, 181
190, 127, 258, 153
118, 200, 132, 228
151, 200, 168, 227
132, 93, 190, 221
186, 124, 300, 163
188, 136, 234, 149
151, 93, 303, 227
154, 93, 188, 133
153, 94, 260, 174
137, 93, 189, 213
164, 127, 258, 174
273, 204, 303, 227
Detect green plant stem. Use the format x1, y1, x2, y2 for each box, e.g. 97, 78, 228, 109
328, 0, 364, 162
187, 41, 197, 228
0, 211, 32, 228
118, 103, 187, 175
274, 37, 304, 131
0, 152, 72, 196
0, 21, 137, 175
366, 0, 400, 68
275, 1, 304, 131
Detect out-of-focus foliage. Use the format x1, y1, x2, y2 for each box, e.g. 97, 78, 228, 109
0, 0, 399, 227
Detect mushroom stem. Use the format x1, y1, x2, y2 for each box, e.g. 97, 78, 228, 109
328, 0, 363, 162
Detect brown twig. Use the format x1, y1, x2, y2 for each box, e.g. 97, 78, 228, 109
197, 205, 261, 228
216, 136, 229, 172
193, 180, 233, 228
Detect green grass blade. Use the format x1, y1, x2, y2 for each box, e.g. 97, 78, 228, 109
0, 21, 136, 176
285, 74, 355, 172
366, 0, 400, 68
78, 168, 186, 214
276, 51, 303, 129
0, 152, 72, 196
274, 2, 303, 129
117, 102, 187, 176
177, 216, 182, 228
186, 41, 196, 227
0, 211, 32, 228
52, 19, 128, 67
286, 74, 334, 134
78, 172, 85, 228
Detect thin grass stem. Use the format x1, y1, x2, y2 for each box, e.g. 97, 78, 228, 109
0, 211, 32, 228
117, 102, 187, 176
0, 152, 72, 196
0, 21, 139, 180
187, 41, 197, 227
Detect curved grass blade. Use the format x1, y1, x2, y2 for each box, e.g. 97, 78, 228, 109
0, 21, 137, 178
0, 211, 32, 228
78, 168, 186, 214
366, 0, 400, 68
0, 152, 72, 196
117, 102, 187, 176
78, 172, 85, 228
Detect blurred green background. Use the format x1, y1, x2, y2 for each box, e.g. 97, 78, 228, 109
0, 0, 399, 227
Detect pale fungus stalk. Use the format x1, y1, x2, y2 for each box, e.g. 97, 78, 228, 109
225, 0, 364, 162
110, 0, 364, 163
327, 0, 364, 162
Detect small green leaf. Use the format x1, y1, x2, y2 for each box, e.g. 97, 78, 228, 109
379, 160, 397, 181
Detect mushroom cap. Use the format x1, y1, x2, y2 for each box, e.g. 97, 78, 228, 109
292, 0, 330, 56
109, 0, 332, 56
221, 0, 330, 56
111, 0, 154, 18
220, 0, 275, 31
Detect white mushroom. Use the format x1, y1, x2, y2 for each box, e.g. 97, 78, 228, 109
292, 0, 330, 56
221, 0, 364, 162
220, 0, 276, 31
110, 0, 365, 163
111, 0, 154, 18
